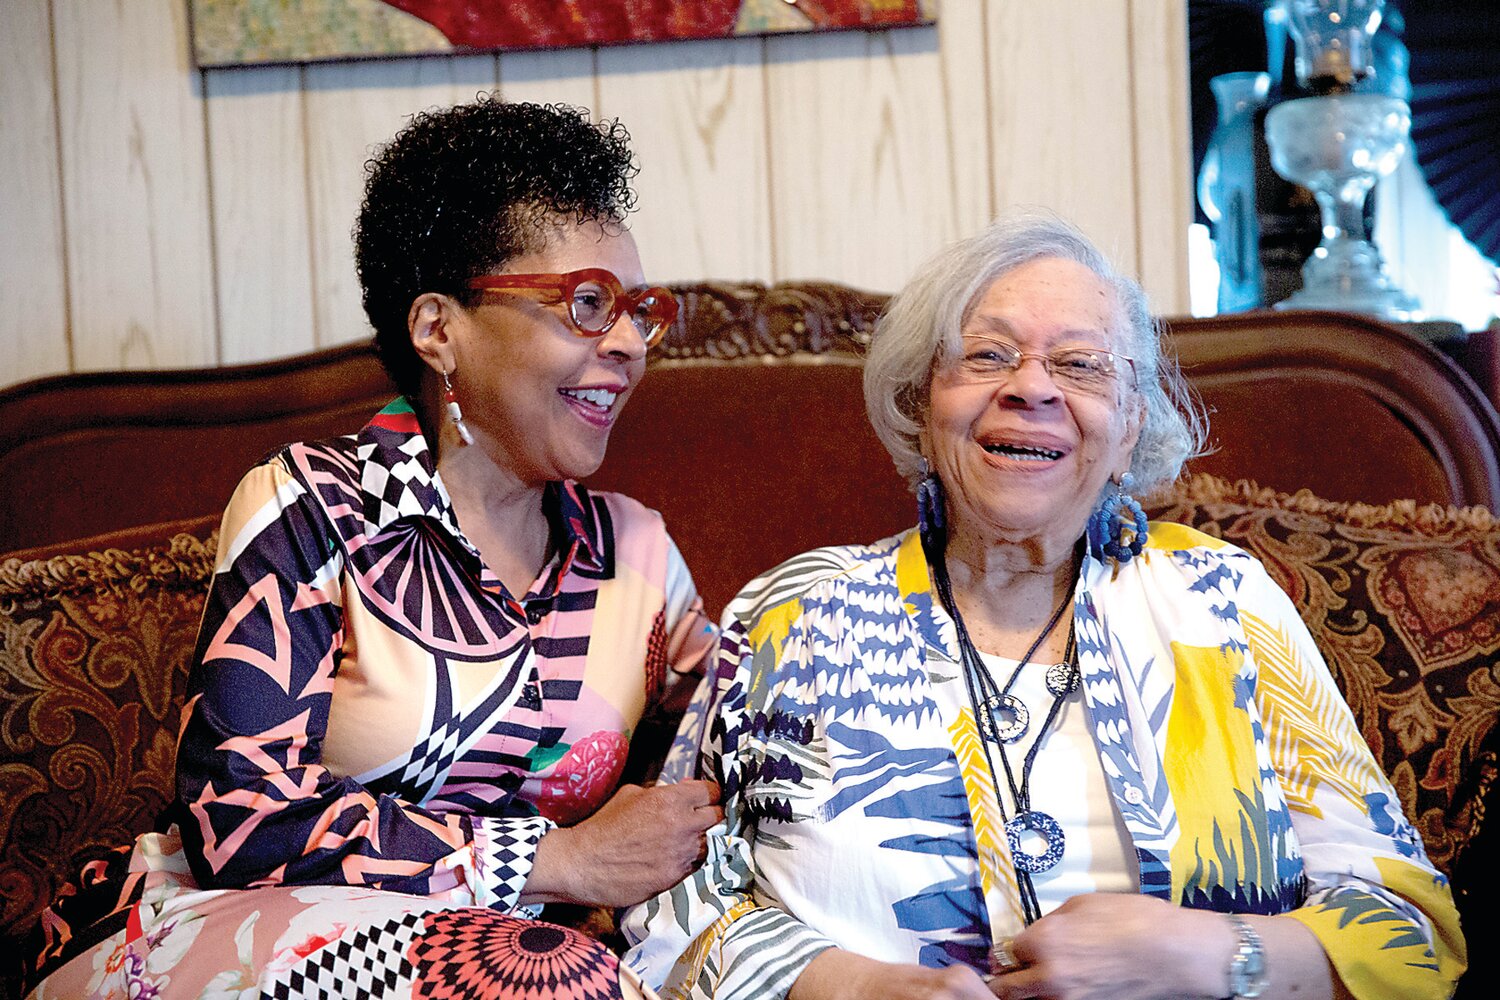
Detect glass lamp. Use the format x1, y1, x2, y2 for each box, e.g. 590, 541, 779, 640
1264, 0, 1422, 319
1286, 0, 1384, 91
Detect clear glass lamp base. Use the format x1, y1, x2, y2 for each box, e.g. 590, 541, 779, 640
1265, 94, 1424, 321
1279, 235, 1424, 319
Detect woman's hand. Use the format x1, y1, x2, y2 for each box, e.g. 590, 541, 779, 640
523, 780, 722, 908
985, 893, 1228, 999
790, 948, 998, 1000
987, 893, 1341, 1000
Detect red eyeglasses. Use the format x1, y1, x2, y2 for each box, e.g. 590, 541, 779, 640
466, 268, 678, 348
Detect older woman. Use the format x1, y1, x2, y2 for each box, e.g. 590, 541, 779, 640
625, 214, 1465, 1000
25, 97, 720, 999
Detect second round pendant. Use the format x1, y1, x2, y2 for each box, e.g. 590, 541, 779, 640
1045, 662, 1080, 697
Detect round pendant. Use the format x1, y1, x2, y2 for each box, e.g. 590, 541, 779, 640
1045, 662, 1079, 697
1005, 810, 1066, 874
979, 693, 1029, 743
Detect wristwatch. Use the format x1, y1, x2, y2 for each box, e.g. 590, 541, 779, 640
1224, 914, 1268, 999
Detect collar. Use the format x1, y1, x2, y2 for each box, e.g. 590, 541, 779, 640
546, 479, 607, 574
353, 398, 606, 573
894, 529, 958, 661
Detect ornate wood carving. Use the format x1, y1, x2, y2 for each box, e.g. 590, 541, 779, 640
661, 281, 887, 360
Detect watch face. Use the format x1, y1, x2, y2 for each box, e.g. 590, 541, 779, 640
1227, 916, 1268, 998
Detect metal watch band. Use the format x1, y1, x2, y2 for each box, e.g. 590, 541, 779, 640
1224, 914, 1268, 999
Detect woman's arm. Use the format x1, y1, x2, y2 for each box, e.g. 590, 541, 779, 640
988, 893, 1345, 1000
653, 534, 719, 782
176, 459, 549, 910
621, 611, 840, 1000
660, 533, 718, 698
791, 949, 997, 1000
520, 524, 724, 906
1239, 563, 1465, 998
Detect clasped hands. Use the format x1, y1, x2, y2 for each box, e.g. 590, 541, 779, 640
795, 894, 1238, 1000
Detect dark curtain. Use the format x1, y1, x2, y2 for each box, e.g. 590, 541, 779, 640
1403, 0, 1500, 263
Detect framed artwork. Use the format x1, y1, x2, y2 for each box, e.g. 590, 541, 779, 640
189, 0, 934, 68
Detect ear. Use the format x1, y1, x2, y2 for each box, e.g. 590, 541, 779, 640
408, 292, 463, 376
1118, 393, 1146, 477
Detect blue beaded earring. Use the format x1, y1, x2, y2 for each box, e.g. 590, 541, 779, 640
916, 458, 946, 542
1087, 472, 1148, 563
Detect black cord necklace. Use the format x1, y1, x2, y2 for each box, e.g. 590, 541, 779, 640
924, 531, 1081, 926
972, 594, 1070, 744
992, 623, 1077, 871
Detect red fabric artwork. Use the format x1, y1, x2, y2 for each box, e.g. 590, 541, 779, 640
377, 1, 925, 49
797, 1, 925, 28
378, 0, 742, 48
410, 910, 622, 1000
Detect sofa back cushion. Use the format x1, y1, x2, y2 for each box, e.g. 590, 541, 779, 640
595, 357, 912, 618
1152, 475, 1500, 874
7, 292, 1500, 556
0, 520, 216, 956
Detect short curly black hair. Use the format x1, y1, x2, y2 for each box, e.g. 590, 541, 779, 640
355, 96, 639, 399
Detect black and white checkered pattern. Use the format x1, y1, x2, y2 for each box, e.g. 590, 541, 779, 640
473, 815, 555, 913
398, 717, 464, 789
265, 912, 424, 999
358, 438, 448, 532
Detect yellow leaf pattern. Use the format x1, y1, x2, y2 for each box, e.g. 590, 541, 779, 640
948, 707, 1024, 932
1245, 612, 1386, 816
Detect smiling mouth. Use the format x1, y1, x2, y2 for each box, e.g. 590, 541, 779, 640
982, 443, 1065, 461
559, 387, 620, 411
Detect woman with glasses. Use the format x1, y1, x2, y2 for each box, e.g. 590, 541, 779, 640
25, 97, 719, 1000
625, 213, 1464, 1000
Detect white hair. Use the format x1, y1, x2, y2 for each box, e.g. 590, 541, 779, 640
863, 210, 1207, 495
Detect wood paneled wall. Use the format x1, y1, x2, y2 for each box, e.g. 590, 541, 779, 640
0, 1, 1191, 389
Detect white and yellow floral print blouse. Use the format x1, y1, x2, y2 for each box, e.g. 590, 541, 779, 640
626, 524, 1466, 1000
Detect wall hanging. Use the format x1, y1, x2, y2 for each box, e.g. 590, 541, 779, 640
190, 0, 932, 68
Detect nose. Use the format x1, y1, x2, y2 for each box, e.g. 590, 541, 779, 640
999, 355, 1062, 406
595, 308, 648, 362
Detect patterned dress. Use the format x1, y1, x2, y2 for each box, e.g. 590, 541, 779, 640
625, 526, 1467, 1000
26, 399, 716, 999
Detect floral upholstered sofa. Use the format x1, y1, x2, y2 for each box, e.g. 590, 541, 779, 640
2, 286, 1497, 997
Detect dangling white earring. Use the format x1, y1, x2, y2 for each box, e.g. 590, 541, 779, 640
441, 368, 474, 445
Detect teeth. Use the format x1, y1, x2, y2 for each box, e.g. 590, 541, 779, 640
561, 387, 618, 409
984, 443, 1064, 461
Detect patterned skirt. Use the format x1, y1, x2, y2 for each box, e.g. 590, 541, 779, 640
26, 830, 652, 1000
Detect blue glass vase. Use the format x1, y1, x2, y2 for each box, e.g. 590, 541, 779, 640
1198, 71, 1271, 313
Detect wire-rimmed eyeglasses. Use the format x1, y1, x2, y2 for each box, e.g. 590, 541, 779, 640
949, 337, 1137, 393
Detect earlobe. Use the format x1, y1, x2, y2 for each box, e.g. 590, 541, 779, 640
409, 293, 456, 375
